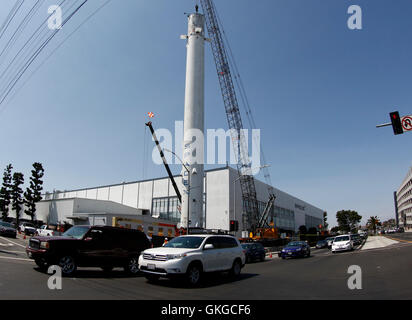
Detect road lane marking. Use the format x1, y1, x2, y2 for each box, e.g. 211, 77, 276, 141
0, 237, 26, 248
384, 236, 412, 244
0, 255, 33, 262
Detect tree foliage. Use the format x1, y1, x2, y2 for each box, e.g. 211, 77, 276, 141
0, 164, 13, 220
367, 216, 381, 234
11, 172, 24, 227
323, 211, 329, 229
336, 210, 362, 233
24, 163, 44, 221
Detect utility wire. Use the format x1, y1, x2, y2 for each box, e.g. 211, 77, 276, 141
4, 0, 113, 108
0, 0, 45, 68
0, 0, 82, 96
0, 0, 88, 108
0, 0, 25, 42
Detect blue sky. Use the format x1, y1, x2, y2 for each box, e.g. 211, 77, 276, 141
1, 0, 412, 227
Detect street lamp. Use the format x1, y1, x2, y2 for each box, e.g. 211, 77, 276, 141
233, 165, 270, 235
163, 148, 191, 234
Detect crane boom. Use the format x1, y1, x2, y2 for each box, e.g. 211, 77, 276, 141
200, 0, 260, 233
145, 121, 182, 203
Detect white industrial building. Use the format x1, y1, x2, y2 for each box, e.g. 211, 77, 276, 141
14, 166, 325, 237
396, 166, 412, 230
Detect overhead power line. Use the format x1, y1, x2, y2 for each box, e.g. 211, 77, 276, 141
4, 0, 113, 108
0, 0, 90, 109
0, 0, 25, 42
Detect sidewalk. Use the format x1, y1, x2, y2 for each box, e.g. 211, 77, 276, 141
361, 235, 398, 250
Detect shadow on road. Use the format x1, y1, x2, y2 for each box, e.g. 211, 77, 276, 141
146, 272, 259, 289
33, 267, 144, 279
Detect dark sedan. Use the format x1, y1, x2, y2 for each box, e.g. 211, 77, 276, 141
315, 240, 328, 249
279, 241, 311, 259
0, 221, 17, 238
241, 242, 266, 263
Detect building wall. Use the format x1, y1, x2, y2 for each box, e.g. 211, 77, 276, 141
397, 166, 412, 229
34, 167, 324, 233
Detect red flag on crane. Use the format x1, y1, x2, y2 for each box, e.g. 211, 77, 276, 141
148, 112, 154, 118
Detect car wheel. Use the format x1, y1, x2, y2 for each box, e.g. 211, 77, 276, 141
124, 256, 140, 275
282, 256, 286, 259
145, 274, 160, 283
58, 255, 77, 276
229, 259, 242, 278
260, 254, 265, 262
186, 264, 202, 286
306, 251, 311, 257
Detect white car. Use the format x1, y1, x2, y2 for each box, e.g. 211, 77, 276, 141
36, 225, 55, 237
331, 235, 353, 253
19, 222, 36, 235
138, 234, 246, 286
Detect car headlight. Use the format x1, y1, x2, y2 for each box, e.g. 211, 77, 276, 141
296, 248, 301, 251
40, 242, 49, 249
166, 253, 187, 260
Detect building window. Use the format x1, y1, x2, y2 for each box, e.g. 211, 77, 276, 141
151, 197, 181, 223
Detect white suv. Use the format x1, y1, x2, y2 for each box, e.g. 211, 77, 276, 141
138, 234, 246, 286
331, 235, 353, 253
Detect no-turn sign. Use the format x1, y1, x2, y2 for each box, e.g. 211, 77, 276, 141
401, 115, 412, 132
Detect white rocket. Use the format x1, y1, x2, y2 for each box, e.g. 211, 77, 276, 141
180, 10, 206, 229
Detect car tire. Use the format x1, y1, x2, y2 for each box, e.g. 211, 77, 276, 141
58, 255, 77, 276
186, 263, 202, 286
229, 259, 242, 278
124, 256, 140, 275
306, 251, 310, 257
260, 254, 265, 262
282, 256, 286, 259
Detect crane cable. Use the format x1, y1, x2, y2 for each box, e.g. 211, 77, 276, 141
212, 2, 274, 195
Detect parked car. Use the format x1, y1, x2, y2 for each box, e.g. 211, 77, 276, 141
19, 222, 36, 235
331, 235, 353, 253
35, 225, 60, 237
0, 221, 17, 238
139, 235, 246, 286
350, 234, 362, 246
26, 225, 151, 276
315, 240, 328, 249
241, 242, 266, 263
279, 241, 311, 259
325, 237, 335, 249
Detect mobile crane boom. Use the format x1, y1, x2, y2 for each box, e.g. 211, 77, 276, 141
145, 121, 182, 203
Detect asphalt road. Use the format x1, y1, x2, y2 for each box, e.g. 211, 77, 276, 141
1, 235, 412, 300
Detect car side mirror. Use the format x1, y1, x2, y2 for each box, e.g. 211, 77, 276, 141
204, 244, 214, 250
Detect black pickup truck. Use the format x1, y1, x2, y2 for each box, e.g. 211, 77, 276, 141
26, 225, 151, 276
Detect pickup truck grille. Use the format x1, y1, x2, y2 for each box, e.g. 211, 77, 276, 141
143, 253, 167, 261
29, 239, 40, 249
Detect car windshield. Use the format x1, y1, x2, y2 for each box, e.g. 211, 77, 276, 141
241, 243, 253, 249
287, 241, 304, 247
335, 236, 350, 242
63, 226, 90, 239
317, 240, 326, 243
0, 221, 13, 228
163, 236, 204, 249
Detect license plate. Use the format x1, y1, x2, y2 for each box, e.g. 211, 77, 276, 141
288, 252, 292, 255
147, 264, 156, 270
